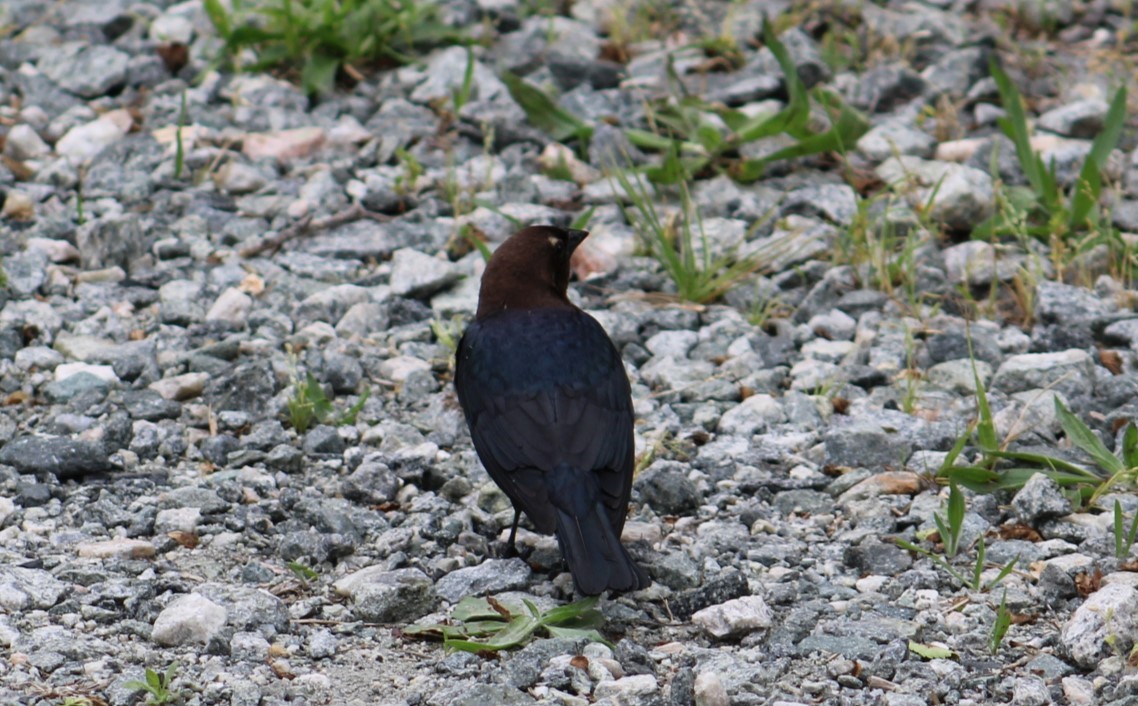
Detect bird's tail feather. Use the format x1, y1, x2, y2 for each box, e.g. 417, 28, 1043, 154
548, 464, 648, 595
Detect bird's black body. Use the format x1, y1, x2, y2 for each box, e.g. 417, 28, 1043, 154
454, 226, 649, 595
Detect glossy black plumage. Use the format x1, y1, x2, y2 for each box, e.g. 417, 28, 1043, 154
454, 225, 649, 595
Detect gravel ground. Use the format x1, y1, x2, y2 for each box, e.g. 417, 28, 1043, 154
2, 0, 1138, 704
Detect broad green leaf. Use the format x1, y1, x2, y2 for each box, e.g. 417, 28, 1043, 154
203, 0, 231, 38
984, 451, 1101, 480
1122, 424, 1138, 469
909, 641, 954, 660
224, 25, 283, 48
301, 52, 340, 96
938, 465, 1001, 492
545, 625, 614, 646
501, 71, 592, 145
451, 596, 506, 623
540, 597, 601, 625
1054, 397, 1124, 475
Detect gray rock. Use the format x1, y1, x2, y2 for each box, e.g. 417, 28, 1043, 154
195, 584, 289, 634
303, 425, 345, 455
0, 566, 67, 610
992, 350, 1094, 399
151, 594, 228, 646
0, 436, 111, 477
333, 566, 437, 622
635, 460, 700, 515
76, 215, 151, 271
306, 629, 338, 659
691, 595, 773, 639
1038, 99, 1110, 139
824, 420, 914, 470
877, 157, 993, 231
39, 43, 130, 97
1061, 583, 1138, 668
230, 631, 270, 661
1012, 473, 1072, 523
342, 460, 400, 504
858, 121, 937, 162
716, 393, 784, 436
389, 248, 461, 299
160, 486, 228, 515
434, 558, 532, 603
844, 540, 913, 575
158, 279, 206, 326
43, 371, 110, 403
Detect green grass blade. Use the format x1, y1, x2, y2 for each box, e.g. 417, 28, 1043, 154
501, 71, 592, 144
990, 590, 1011, 653
990, 59, 1045, 196
946, 482, 965, 552
972, 535, 986, 590
570, 205, 595, 231
453, 46, 475, 111
984, 556, 1019, 592
1054, 397, 1124, 475
972, 369, 998, 453
1116, 499, 1126, 558
1069, 85, 1127, 228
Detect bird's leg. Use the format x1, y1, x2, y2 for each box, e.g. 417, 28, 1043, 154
503, 510, 521, 558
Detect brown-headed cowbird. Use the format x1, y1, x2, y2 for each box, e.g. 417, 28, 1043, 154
454, 225, 649, 595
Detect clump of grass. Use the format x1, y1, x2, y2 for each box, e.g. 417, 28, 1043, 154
610, 159, 767, 304
896, 482, 1019, 592
505, 21, 869, 182
286, 371, 370, 433
124, 663, 178, 705
403, 596, 609, 652
979, 60, 1127, 267
203, 0, 461, 95
1114, 499, 1138, 560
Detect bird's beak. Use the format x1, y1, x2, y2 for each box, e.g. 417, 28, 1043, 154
565, 229, 589, 252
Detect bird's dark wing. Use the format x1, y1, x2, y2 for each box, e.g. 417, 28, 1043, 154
454, 308, 634, 534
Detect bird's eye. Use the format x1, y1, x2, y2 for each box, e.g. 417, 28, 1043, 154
547, 236, 561, 248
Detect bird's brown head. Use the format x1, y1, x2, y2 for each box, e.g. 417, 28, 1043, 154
475, 225, 589, 319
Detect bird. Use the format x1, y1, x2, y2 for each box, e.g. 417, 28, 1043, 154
453, 225, 650, 595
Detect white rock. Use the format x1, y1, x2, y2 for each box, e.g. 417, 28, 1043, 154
592, 674, 659, 700
155, 507, 201, 535
26, 237, 80, 263
205, 288, 253, 325
55, 109, 133, 164
1061, 583, 1138, 668
694, 671, 730, 706
76, 538, 156, 559
716, 394, 784, 436
54, 363, 119, 384
149, 372, 210, 401
388, 248, 461, 298
691, 595, 773, 639
378, 356, 431, 382
3, 124, 50, 160
151, 594, 228, 646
